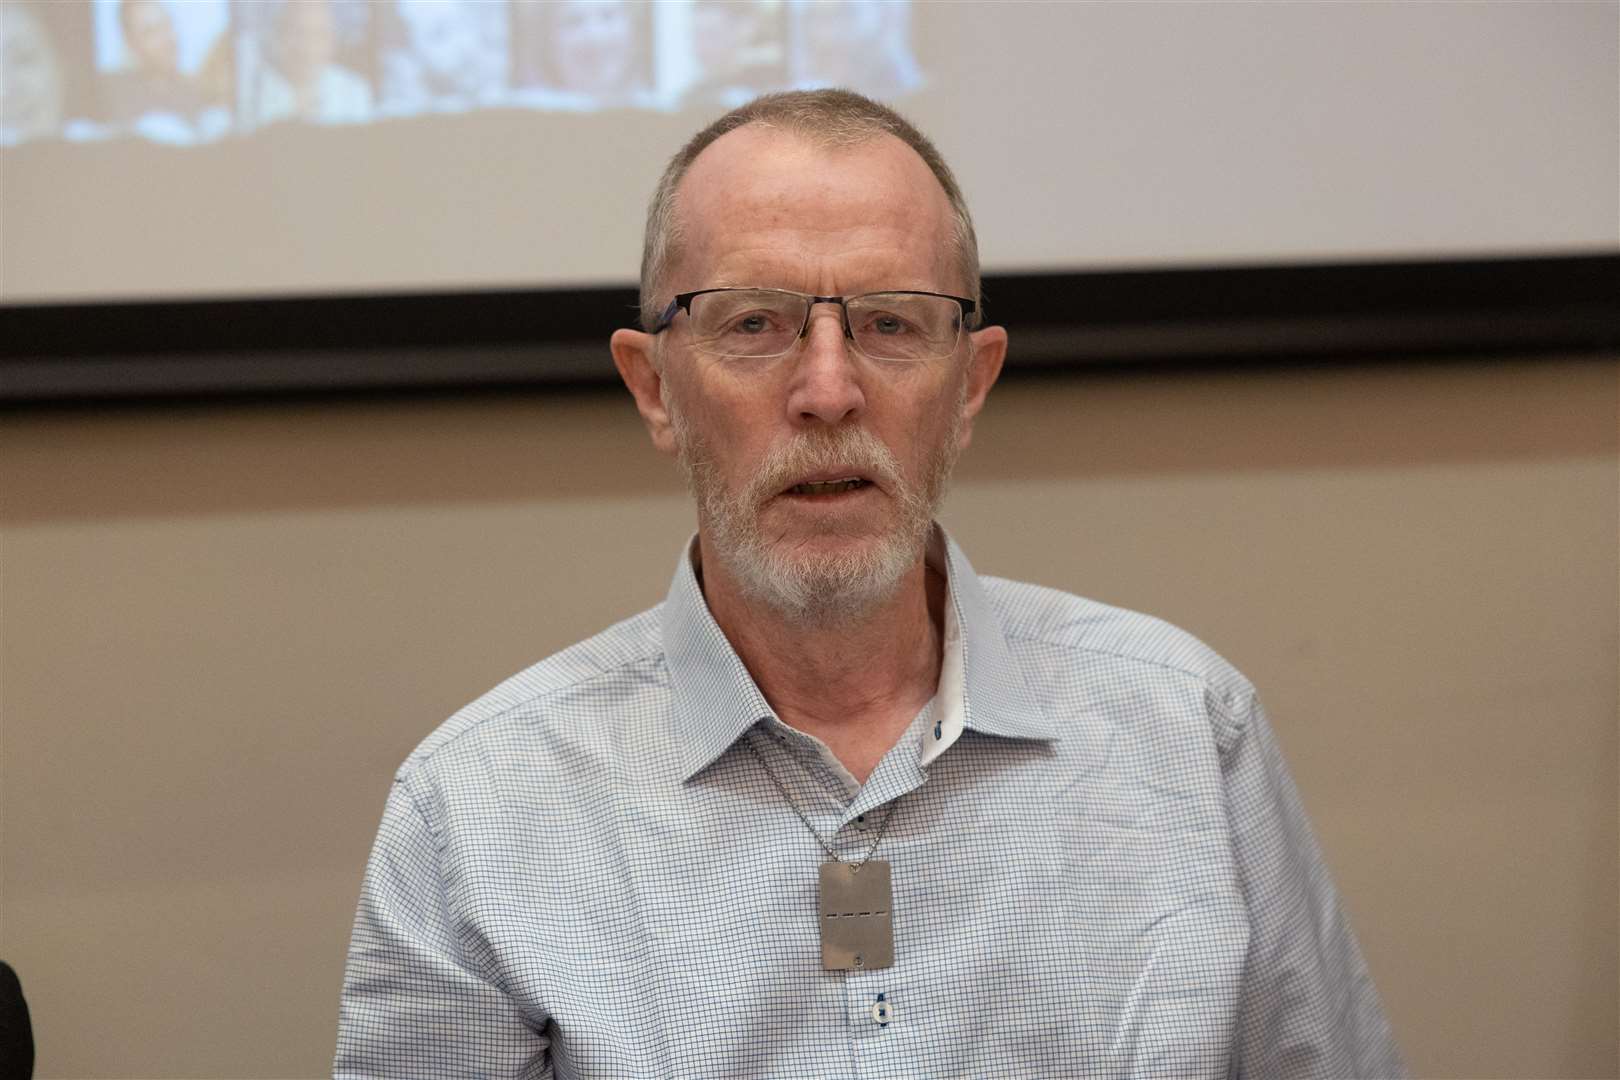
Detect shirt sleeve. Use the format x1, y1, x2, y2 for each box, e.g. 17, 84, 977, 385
335, 778, 551, 1079
1221, 690, 1406, 1079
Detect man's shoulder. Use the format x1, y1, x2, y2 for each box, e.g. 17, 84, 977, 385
396, 603, 667, 780
979, 574, 1255, 709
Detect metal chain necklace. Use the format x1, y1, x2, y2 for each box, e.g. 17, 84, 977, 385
745, 734, 899, 971
744, 735, 899, 866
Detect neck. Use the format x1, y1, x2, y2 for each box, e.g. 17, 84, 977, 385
698, 537, 945, 784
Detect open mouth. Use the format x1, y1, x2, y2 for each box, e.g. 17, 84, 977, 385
785, 477, 872, 496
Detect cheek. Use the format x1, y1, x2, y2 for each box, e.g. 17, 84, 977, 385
668, 383, 765, 468
700, 366, 788, 434
885, 381, 965, 459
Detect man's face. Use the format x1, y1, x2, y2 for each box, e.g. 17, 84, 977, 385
615, 127, 1005, 623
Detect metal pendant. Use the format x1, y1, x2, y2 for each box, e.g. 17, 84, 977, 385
819, 859, 894, 971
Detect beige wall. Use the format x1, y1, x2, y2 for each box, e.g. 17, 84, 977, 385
2, 357, 1615, 1079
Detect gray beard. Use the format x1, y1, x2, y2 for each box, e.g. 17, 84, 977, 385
668, 401, 961, 628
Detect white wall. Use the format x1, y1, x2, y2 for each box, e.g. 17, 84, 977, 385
2, 356, 1615, 1077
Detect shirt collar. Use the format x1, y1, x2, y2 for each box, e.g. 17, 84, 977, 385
934, 529, 1061, 746
665, 527, 1058, 784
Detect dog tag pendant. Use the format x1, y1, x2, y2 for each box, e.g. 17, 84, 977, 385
819, 859, 894, 971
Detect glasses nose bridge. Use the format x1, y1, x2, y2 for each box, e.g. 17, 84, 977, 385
796, 295, 855, 348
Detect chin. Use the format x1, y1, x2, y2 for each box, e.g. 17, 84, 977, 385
723, 522, 926, 628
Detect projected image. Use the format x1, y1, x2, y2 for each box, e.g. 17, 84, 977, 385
379, 0, 509, 115
1, 0, 923, 147
93, 0, 233, 143
236, 0, 373, 129
789, 0, 921, 98
512, 0, 654, 109
1, 2, 69, 145
679, 0, 787, 109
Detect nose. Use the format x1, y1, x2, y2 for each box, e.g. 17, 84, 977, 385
785, 304, 866, 427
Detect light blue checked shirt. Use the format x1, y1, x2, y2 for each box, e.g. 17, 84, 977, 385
337, 531, 1402, 1078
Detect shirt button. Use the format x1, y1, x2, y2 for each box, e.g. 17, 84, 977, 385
870, 996, 893, 1025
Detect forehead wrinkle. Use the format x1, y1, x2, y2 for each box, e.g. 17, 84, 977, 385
680, 204, 956, 296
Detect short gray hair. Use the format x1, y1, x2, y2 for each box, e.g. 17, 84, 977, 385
637, 89, 981, 332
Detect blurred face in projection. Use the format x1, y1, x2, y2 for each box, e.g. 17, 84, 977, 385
627, 128, 1003, 623
398, 0, 484, 91
550, 0, 634, 96
801, 0, 897, 87
692, 1, 760, 80
278, 0, 338, 82
121, 0, 178, 74
0, 4, 63, 140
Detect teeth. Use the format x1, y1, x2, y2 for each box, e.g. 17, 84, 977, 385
791, 478, 866, 495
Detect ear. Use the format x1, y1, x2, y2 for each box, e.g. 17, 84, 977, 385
954, 324, 1007, 450
611, 328, 679, 457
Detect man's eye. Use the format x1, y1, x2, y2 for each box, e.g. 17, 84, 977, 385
715, 310, 783, 336
868, 313, 912, 335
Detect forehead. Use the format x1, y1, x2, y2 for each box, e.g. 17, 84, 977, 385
672, 125, 957, 291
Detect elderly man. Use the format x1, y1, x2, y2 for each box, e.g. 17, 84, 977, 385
336, 90, 1402, 1078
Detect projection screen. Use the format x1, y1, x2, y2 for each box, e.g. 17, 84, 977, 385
2, 1, 1616, 308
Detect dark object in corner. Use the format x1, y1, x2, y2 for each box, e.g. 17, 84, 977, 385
0, 961, 33, 1080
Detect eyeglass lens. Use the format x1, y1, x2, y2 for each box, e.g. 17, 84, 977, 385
688, 290, 962, 361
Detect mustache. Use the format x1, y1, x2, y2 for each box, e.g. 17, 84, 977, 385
742, 428, 905, 505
